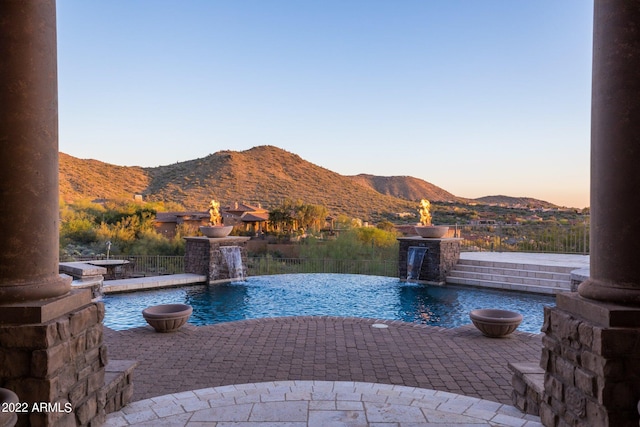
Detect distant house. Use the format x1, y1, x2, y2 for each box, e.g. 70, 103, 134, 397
470, 219, 497, 226
222, 202, 270, 234
154, 211, 209, 239
394, 212, 414, 219
154, 202, 271, 238
395, 224, 419, 236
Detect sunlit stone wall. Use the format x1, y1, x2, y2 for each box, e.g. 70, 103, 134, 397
184, 236, 251, 283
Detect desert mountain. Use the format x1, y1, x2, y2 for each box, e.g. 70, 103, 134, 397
59, 145, 557, 220
60, 146, 457, 220
59, 153, 150, 201
473, 195, 559, 209
348, 174, 458, 202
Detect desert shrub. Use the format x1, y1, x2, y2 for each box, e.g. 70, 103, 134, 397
300, 227, 398, 262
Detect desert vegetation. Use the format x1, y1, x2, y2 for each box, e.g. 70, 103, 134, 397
59, 198, 187, 260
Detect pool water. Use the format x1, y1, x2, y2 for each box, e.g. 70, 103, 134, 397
102, 273, 555, 333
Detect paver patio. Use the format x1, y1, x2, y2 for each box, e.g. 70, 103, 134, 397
104, 316, 543, 405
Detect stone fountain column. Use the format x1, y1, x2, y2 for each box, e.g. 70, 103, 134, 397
0, 2, 109, 425
185, 236, 251, 283
539, 1, 640, 426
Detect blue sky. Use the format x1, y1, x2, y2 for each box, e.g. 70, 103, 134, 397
56, 1, 593, 208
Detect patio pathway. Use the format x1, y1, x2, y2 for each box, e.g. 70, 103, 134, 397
104, 380, 542, 426
104, 316, 544, 425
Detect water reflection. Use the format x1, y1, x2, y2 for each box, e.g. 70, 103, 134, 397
397, 285, 463, 326
185, 284, 249, 324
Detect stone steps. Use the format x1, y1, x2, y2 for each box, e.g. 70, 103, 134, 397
446, 258, 574, 294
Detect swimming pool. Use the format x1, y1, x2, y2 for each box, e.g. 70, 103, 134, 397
102, 273, 555, 333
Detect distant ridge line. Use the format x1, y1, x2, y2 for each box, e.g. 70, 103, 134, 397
59, 145, 559, 220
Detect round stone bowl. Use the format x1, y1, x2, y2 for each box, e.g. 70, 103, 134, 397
142, 304, 193, 333
200, 225, 233, 238
414, 225, 449, 238
0, 388, 19, 427
469, 309, 523, 338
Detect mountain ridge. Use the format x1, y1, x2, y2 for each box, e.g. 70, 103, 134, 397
59, 145, 558, 220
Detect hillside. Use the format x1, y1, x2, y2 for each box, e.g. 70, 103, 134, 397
59, 153, 150, 201
473, 195, 559, 209
59, 146, 559, 220
59, 146, 458, 220
348, 174, 459, 202
141, 146, 423, 219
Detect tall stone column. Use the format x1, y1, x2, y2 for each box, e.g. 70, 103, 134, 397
0, 0, 71, 303
578, 0, 640, 305
538, 2, 640, 426
0, 3, 113, 426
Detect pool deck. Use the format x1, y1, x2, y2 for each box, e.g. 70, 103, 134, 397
105, 319, 544, 426
103, 252, 576, 426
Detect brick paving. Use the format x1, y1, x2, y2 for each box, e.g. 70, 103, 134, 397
104, 316, 542, 405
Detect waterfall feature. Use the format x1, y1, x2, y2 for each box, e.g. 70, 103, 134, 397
220, 246, 245, 280
407, 246, 427, 281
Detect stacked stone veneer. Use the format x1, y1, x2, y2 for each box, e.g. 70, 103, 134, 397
540, 292, 640, 426
510, 362, 545, 416
103, 360, 138, 415
397, 237, 461, 284
184, 236, 250, 283
0, 299, 107, 426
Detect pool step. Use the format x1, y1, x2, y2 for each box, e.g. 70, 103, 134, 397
446, 258, 574, 295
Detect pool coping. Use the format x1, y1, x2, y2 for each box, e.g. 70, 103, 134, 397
104, 380, 543, 426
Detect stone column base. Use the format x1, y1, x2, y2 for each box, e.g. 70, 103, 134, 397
540, 292, 640, 427
0, 290, 107, 426
509, 362, 544, 416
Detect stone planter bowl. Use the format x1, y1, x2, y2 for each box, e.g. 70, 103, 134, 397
414, 225, 449, 238
469, 309, 523, 338
200, 225, 233, 238
0, 388, 19, 427
142, 304, 193, 333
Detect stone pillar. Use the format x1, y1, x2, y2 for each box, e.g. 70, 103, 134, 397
0, 3, 114, 426
397, 237, 460, 285
538, 2, 640, 426
578, 0, 640, 305
0, 0, 71, 303
185, 236, 251, 283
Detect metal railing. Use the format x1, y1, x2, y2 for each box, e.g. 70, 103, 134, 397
63, 223, 589, 277
453, 222, 590, 254
68, 255, 185, 277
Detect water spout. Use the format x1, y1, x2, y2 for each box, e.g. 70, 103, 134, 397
219, 246, 245, 280
407, 246, 427, 281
